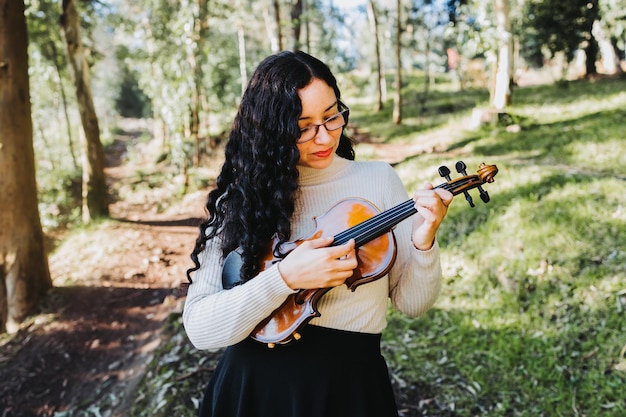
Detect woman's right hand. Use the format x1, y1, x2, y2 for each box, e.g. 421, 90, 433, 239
277, 237, 357, 290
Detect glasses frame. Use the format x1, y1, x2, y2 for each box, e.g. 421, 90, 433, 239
296, 100, 350, 144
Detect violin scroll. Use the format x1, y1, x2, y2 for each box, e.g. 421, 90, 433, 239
437, 161, 498, 206
477, 162, 498, 184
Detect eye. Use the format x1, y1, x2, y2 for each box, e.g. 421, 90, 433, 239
325, 113, 341, 122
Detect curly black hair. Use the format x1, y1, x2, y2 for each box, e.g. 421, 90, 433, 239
186, 51, 355, 285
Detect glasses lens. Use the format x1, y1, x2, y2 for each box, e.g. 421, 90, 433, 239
297, 107, 349, 144
299, 127, 316, 143
325, 111, 346, 131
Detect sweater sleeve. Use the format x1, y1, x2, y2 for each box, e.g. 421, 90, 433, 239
182, 236, 297, 350
382, 165, 443, 317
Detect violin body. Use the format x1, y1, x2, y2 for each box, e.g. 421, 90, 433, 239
251, 198, 397, 345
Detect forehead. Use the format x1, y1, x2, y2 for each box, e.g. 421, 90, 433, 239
298, 78, 337, 118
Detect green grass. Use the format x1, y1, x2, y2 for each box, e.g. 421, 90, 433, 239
377, 75, 626, 416
130, 74, 626, 417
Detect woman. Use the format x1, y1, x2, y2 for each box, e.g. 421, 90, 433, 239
183, 51, 452, 417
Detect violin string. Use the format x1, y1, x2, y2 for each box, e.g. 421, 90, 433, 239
334, 199, 415, 246
352, 201, 414, 244
333, 176, 474, 246
333, 207, 402, 245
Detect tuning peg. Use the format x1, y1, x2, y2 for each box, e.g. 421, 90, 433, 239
440, 165, 473, 205
454, 161, 475, 207
457, 161, 490, 203
438, 165, 452, 181
455, 160, 469, 175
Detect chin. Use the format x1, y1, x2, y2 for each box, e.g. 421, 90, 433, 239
300, 154, 335, 169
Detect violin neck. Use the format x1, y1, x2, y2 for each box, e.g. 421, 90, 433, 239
332, 199, 415, 248
332, 182, 460, 248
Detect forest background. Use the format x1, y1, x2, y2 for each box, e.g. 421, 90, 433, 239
0, 0, 625, 416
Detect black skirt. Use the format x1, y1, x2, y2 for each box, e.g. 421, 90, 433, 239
199, 325, 399, 417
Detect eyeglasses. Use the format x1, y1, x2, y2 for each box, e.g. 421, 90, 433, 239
297, 102, 350, 144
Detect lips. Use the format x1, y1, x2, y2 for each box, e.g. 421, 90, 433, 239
313, 148, 333, 158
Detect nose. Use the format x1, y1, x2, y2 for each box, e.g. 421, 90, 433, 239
313, 124, 334, 144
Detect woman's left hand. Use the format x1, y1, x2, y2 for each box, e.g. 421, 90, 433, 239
411, 183, 453, 251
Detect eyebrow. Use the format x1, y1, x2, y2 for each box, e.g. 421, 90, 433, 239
298, 101, 338, 121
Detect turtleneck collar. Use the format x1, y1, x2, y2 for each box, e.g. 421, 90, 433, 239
297, 156, 352, 186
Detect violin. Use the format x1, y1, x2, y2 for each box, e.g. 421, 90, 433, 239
222, 161, 498, 347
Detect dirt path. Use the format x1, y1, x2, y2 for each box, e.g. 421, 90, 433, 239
0, 121, 206, 417
352, 118, 473, 166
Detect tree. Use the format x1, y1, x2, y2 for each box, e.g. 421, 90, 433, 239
272, 0, 284, 51
599, 0, 626, 71
523, 0, 600, 78
367, 0, 384, 112
291, 0, 304, 50
27, 0, 79, 170
406, 1, 450, 116
188, 0, 209, 167
493, 0, 513, 110
0, 0, 52, 333
393, 0, 403, 125
60, 0, 109, 223
583, 0, 600, 76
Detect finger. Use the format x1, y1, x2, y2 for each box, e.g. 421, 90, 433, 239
341, 256, 359, 270
434, 188, 454, 207
414, 188, 452, 211
413, 187, 439, 202
331, 256, 358, 277
307, 236, 335, 249
415, 204, 437, 223
342, 239, 356, 257
327, 239, 355, 259
413, 195, 439, 212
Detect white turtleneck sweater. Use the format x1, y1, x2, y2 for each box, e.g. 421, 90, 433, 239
183, 156, 442, 350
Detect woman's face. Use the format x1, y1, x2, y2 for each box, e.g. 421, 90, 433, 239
296, 78, 343, 169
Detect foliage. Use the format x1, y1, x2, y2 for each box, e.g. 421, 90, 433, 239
114, 46, 152, 118
600, 0, 626, 52
444, 0, 499, 60
24, 0, 626, 234
521, 0, 600, 68
130, 73, 626, 417
129, 313, 215, 417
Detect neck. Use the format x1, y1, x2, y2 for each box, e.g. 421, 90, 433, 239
297, 156, 350, 186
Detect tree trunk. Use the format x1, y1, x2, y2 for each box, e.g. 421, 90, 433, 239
291, 0, 303, 50
584, 0, 599, 77
273, 0, 283, 51
419, 36, 431, 117
303, 0, 310, 53
238, 26, 248, 94
263, 1, 279, 53
592, 20, 620, 74
584, 38, 599, 77
0, 0, 53, 333
367, 0, 384, 112
190, 0, 208, 167
49, 41, 78, 169
493, 0, 513, 110
60, 0, 108, 223
393, 0, 402, 125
